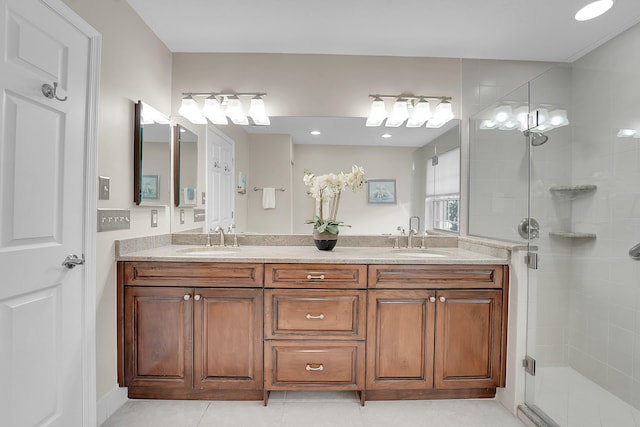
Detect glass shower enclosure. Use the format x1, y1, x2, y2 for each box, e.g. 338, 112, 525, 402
469, 62, 640, 426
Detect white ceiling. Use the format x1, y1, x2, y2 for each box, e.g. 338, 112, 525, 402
127, 0, 640, 62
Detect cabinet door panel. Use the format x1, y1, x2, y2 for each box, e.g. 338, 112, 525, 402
366, 290, 435, 390
194, 288, 263, 389
434, 290, 502, 389
124, 287, 192, 388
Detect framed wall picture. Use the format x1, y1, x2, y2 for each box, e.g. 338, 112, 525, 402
368, 179, 396, 204
141, 174, 159, 200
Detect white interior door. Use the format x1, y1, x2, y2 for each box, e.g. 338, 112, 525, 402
206, 125, 234, 232
0, 0, 97, 425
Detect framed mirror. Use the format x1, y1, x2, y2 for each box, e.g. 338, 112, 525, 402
134, 100, 171, 206
173, 124, 198, 207
171, 116, 460, 235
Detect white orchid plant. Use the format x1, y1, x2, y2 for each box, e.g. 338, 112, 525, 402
303, 165, 367, 235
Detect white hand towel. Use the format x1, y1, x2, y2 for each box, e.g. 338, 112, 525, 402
262, 188, 276, 209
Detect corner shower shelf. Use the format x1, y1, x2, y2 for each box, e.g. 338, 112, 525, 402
549, 231, 596, 240
549, 185, 597, 200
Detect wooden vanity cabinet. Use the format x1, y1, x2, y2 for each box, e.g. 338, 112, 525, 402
263, 264, 367, 405
366, 264, 508, 400
118, 262, 264, 400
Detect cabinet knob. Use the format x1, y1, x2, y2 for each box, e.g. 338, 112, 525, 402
306, 313, 325, 320
439, 296, 446, 303
184, 294, 191, 301
306, 274, 325, 280
194, 294, 201, 301
305, 364, 324, 371
429, 297, 436, 303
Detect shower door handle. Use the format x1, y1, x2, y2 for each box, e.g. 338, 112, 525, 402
518, 218, 540, 239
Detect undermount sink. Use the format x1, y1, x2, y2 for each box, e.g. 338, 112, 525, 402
177, 247, 241, 256
390, 248, 451, 258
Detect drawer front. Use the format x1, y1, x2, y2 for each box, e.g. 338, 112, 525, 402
265, 290, 366, 340
264, 341, 365, 389
121, 261, 264, 287
265, 264, 366, 289
368, 264, 506, 289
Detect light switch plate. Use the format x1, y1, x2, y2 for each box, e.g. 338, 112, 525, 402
202, 192, 206, 204
151, 209, 158, 228
180, 209, 185, 224
99, 176, 110, 200
97, 209, 130, 232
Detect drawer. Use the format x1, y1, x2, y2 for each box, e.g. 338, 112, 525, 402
264, 341, 365, 389
368, 264, 506, 290
265, 264, 366, 289
120, 261, 264, 287
265, 290, 366, 340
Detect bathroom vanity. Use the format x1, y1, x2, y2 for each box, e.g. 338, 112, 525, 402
116, 238, 509, 405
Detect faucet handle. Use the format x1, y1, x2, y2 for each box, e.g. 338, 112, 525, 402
396, 226, 405, 235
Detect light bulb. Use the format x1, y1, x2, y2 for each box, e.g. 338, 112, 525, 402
493, 105, 513, 123
178, 95, 206, 124
366, 97, 387, 127
248, 96, 270, 126
433, 100, 454, 124
385, 99, 410, 127
202, 96, 228, 125
225, 96, 248, 125
406, 99, 432, 127
549, 109, 569, 127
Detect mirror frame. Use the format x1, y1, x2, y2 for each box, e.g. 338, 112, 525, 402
133, 100, 142, 205
172, 124, 180, 207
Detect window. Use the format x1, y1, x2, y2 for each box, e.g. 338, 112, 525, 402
425, 148, 459, 232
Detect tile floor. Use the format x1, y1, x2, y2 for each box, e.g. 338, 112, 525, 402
102, 391, 525, 427
532, 367, 640, 426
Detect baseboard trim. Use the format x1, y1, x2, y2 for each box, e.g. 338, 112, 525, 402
97, 386, 128, 426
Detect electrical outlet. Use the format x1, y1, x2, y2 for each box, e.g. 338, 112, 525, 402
99, 176, 110, 200
151, 209, 158, 228
202, 192, 206, 204
180, 209, 185, 224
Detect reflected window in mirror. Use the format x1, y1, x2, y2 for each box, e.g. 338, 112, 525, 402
134, 101, 171, 206
426, 147, 460, 232
173, 125, 198, 207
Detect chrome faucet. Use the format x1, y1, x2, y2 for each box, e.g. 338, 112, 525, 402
205, 232, 213, 247
407, 228, 418, 249
227, 224, 239, 247
213, 226, 225, 247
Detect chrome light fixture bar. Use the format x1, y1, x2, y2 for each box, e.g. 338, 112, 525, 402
179, 92, 270, 126
366, 94, 453, 128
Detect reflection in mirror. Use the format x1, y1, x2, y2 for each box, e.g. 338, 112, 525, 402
134, 101, 171, 206
173, 125, 198, 207
174, 117, 460, 235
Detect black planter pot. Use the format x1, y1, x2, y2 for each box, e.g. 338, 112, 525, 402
313, 228, 338, 251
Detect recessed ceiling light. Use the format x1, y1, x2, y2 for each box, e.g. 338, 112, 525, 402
381, 133, 392, 138
310, 130, 321, 135
575, 0, 614, 21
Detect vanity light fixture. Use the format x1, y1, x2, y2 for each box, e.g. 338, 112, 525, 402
366, 94, 453, 128
179, 91, 270, 126
381, 133, 392, 138
575, 0, 615, 21
140, 102, 171, 124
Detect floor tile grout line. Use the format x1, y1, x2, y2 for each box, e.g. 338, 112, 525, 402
194, 401, 213, 427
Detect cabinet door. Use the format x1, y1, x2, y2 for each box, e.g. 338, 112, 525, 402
193, 288, 263, 389
366, 290, 435, 390
124, 287, 193, 389
434, 290, 503, 389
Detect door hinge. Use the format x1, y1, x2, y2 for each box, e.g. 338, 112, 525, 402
525, 252, 539, 270
431, 155, 438, 166
522, 355, 536, 376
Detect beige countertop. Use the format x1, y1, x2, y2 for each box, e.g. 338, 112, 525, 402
116, 244, 508, 265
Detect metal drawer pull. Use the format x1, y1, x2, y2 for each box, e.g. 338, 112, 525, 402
306, 313, 325, 320
306, 274, 325, 280
305, 364, 324, 371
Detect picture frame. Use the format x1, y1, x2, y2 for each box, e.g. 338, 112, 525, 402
368, 179, 396, 204
141, 174, 159, 200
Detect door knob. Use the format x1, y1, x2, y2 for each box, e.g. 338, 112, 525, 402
61, 254, 84, 269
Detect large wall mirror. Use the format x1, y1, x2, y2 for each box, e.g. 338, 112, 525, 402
173, 124, 198, 207
134, 101, 171, 206
169, 116, 460, 235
